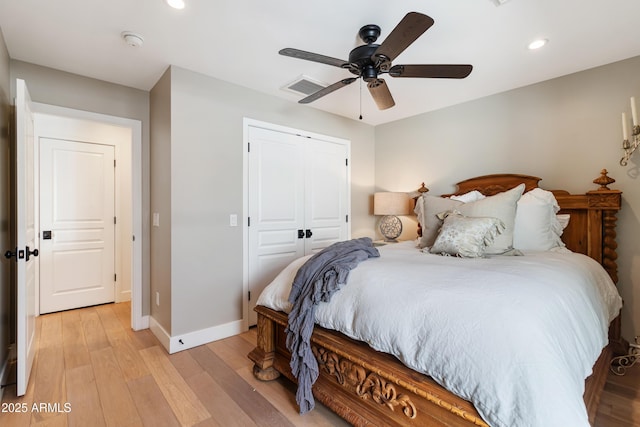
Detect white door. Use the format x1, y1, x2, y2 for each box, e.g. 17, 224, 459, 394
247, 125, 349, 325
304, 139, 349, 253
247, 127, 305, 326
39, 138, 115, 314
14, 79, 37, 396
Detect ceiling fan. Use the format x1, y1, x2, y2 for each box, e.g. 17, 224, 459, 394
279, 12, 473, 110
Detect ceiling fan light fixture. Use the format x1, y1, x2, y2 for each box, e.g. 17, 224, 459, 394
528, 38, 548, 50
165, 0, 185, 10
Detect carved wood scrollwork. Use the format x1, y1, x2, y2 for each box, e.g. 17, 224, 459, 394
602, 209, 619, 284
312, 345, 418, 419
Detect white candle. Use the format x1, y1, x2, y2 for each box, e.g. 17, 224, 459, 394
632, 97, 638, 127
622, 112, 629, 140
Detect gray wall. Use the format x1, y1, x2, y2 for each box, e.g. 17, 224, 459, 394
149, 68, 172, 332
376, 55, 640, 343
9, 61, 152, 318
0, 28, 11, 382
151, 65, 376, 336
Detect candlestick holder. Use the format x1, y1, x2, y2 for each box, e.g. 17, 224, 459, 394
620, 125, 640, 166
610, 336, 640, 375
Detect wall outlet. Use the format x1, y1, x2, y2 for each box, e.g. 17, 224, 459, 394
156, 291, 160, 306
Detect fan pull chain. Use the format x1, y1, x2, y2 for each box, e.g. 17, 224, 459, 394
359, 79, 363, 120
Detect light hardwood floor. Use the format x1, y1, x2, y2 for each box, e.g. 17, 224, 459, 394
0, 302, 638, 426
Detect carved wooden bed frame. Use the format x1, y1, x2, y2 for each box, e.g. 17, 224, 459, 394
248, 172, 623, 426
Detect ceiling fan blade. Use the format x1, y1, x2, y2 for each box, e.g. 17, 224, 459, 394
367, 78, 395, 110
279, 48, 348, 68
299, 78, 357, 104
373, 12, 434, 63
389, 64, 473, 79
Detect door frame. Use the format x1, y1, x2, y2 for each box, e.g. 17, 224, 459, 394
242, 118, 351, 328
32, 103, 145, 330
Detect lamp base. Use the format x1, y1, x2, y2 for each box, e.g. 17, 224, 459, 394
379, 215, 403, 242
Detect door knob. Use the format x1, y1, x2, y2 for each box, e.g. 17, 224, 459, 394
298, 229, 304, 239
305, 229, 313, 238
4, 248, 25, 261
26, 246, 39, 261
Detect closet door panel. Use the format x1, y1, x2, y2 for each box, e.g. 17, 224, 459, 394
304, 138, 349, 254
248, 127, 305, 325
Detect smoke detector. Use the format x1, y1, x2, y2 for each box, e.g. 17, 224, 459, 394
121, 32, 144, 48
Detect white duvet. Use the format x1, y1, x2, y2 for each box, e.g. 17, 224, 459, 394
256, 241, 622, 427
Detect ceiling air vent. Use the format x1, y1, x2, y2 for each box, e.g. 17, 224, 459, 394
282, 75, 327, 96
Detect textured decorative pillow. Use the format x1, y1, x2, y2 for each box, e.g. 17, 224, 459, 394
513, 188, 566, 251
429, 211, 505, 258
414, 195, 462, 248
455, 184, 525, 255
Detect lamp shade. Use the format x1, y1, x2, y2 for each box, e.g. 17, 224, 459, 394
373, 192, 411, 216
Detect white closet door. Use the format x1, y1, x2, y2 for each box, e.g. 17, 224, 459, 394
247, 127, 305, 326
303, 138, 349, 253
247, 125, 350, 326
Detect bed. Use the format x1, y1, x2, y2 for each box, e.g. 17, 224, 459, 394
248, 172, 624, 427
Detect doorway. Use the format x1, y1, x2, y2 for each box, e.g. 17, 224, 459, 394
32, 104, 144, 330
39, 138, 116, 314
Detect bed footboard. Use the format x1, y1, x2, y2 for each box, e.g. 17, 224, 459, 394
249, 305, 489, 427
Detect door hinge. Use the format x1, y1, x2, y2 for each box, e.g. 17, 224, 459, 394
248, 217, 251, 227
114, 216, 117, 224
248, 291, 251, 301
247, 142, 250, 152
114, 274, 117, 281
345, 158, 348, 166
114, 159, 116, 167
346, 214, 349, 223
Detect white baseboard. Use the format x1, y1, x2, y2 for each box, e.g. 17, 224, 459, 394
133, 315, 149, 331
149, 316, 244, 354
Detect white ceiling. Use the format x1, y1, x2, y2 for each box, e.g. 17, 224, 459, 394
1, 0, 639, 125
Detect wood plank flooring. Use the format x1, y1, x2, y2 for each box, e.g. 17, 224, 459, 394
0, 302, 638, 426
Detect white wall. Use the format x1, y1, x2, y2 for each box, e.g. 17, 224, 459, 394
151, 65, 376, 340
375, 55, 640, 343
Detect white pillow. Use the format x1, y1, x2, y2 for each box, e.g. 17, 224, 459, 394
455, 184, 525, 255
450, 190, 486, 203
513, 188, 566, 251
556, 214, 570, 231
429, 211, 505, 258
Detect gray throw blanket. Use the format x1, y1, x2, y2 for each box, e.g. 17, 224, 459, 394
285, 237, 380, 414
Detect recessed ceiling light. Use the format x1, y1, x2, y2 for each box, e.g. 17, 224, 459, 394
166, 0, 185, 9
528, 39, 548, 50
